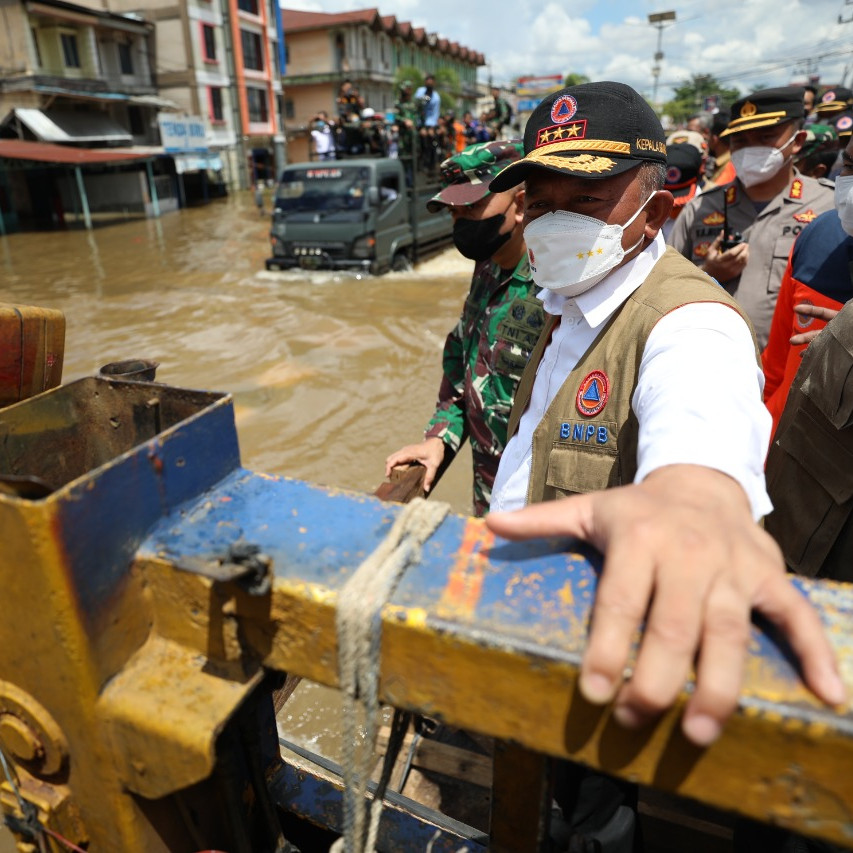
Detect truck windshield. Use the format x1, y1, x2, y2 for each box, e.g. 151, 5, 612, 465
275, 166, 370, 213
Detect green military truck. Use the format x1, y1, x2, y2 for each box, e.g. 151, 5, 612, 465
265, 158, 453, 275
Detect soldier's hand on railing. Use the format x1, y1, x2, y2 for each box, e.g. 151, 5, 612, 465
384, 437, 447, 494
485, 463, 847, 748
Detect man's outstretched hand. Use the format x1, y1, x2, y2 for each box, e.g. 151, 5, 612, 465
485, 464, 847, 747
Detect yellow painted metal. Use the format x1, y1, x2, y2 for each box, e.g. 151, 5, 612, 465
138, 546, 853, 849
0, 495, 261, 850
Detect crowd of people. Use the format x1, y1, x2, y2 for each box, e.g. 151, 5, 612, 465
383, 77, 853, 853
308, 78, 516, 179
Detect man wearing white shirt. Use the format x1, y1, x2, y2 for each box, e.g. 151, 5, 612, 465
484, 82, 843, 758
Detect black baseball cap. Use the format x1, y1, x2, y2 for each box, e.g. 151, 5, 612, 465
815, 87, 853, 116
489, 81, 667, 191
665, 143, 703, 205
832, 111, 853, 139
721, 87, 805, 137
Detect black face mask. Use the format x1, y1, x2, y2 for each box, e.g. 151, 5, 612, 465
452, 210, 512, 261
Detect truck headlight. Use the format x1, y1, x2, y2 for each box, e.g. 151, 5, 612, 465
352, 233, 376, 259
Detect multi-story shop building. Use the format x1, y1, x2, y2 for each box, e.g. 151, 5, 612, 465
281, 7, 485, 163
76, 0, 285, 190
0, 0, 182, 230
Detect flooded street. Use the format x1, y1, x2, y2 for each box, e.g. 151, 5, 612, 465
1, 191, 478, 771
0, 190, 475, 512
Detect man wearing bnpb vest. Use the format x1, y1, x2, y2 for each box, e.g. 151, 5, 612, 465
481, 82, 845, 852
668, 87, 834, 348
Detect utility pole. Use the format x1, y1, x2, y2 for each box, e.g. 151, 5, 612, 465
647, 10, 676, 107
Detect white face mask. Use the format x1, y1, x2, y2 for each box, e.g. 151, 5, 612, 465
835, 174, 853, 237
524, 193, 655, 298
730, 134, 797, 188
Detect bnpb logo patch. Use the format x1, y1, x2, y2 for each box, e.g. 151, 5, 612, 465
666, 166, 682, 184
837, 115, 853, 132
576, 370, 609, 417
551, 94, 578, 124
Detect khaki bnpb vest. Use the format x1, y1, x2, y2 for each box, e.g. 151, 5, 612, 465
507, 248, 758, 505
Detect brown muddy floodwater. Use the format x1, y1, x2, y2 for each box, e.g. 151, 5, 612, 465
0, 188, 476, 761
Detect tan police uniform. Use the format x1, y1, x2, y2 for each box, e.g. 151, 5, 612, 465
668, 85, 837, 348
668, 175, 834, 348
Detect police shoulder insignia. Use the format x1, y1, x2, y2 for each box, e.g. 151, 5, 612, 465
790, 179, 803, 199
576, 370, 609, 417
793, 208, 817, 223
694, 241, 711, 258
703, 211, 725, 226
725, 185, 737, 205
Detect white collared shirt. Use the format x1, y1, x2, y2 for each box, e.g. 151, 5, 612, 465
490, 232, 772, 519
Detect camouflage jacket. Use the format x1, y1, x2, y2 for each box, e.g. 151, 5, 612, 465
425, 253, 543, 516
395, 97, 419, 154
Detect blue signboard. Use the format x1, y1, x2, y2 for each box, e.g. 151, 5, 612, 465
517, 98, 542, 112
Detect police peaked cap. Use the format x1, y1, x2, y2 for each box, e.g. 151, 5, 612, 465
721, 87, 805, 136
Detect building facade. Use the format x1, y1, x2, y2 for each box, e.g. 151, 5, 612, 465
74, 0, 285, 190
281, 7, 485, 163
0, 0, 162, 145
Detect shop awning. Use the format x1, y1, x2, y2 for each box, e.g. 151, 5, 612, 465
6, 108, 132, 144
0, 139, 153, 165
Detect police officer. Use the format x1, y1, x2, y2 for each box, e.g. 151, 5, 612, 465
668, 86, 835, 347
384, 141, 542, 517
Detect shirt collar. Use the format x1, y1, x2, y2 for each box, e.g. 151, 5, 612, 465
538, 231, 667, 329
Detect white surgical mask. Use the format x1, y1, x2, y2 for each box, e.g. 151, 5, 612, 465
524, 193, 655, 297
835, 174, 853, 237
730, 134, 797, 188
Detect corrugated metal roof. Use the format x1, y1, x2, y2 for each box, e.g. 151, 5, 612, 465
0, 140, 153, 165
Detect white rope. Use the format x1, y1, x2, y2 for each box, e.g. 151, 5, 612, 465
331, 498, 450, 853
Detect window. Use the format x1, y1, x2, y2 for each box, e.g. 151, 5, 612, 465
210, 87, 224, 122
61, 33, 80, 68
237, 0, 259, 14
246, 87, 268, 123
202, 24, 216, 62
118, 42, 133, 74
240, 29, 263, 71
128, 106, 144, 135
284, 97, 294, 119
30, 28, 42, 67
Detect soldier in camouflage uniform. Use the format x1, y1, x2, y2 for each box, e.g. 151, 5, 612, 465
385, 140, 543, 516
394, 80, 419, 185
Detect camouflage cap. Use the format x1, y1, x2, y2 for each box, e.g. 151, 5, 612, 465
798, 123, 838, 158
426, 140, 524, 212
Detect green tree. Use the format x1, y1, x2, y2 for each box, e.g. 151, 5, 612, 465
663, 74, 741, 124
563, 72, 590, 87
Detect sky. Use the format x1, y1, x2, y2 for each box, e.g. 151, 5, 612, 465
281, 0, 853, 103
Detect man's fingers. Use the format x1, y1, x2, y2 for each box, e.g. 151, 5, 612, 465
752, 576, 847, 708
612, 565, 708, 730
485, 494, 596, 544
793, 303, 839, 323
582, 538, 655, 706
681, 579, 751, 746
